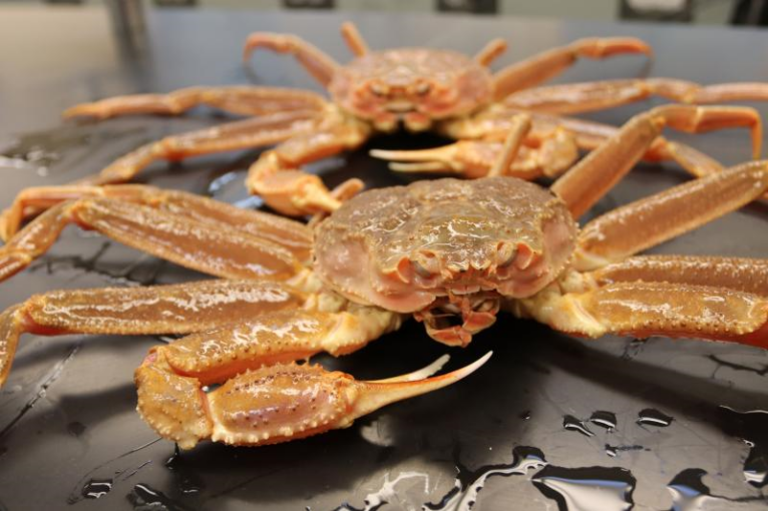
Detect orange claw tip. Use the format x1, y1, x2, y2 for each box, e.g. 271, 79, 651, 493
352, 351, 493, 419
61, 104, 94, 119
242, 34, 260, 63
0, 305, 25, 388
605, 37, 654, 58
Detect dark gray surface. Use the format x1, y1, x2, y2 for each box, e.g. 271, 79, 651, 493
1, 7, 768, 510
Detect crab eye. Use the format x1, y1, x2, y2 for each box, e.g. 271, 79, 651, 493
496, 242, 517, 268
413, 260, 434, 279
415, 83, 431, 96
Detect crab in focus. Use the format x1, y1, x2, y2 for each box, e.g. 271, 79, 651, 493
1, 104, 768, 448
2, 22, 768, 239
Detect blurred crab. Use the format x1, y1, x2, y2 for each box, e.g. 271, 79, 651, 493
1, 104, 767, 449
2, 22, 768, 238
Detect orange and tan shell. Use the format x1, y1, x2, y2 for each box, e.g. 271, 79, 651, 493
314, 177, 579, 313
328, 48, 493, 132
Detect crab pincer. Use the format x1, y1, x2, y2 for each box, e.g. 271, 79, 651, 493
136, 339, 492, 449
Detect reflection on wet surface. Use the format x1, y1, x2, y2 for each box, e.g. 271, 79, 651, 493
589, 411, 618, 431
532, 465, 636, 511
718, 407, 768, 489
636, 408, 674, 428
128, 483, 191, 511
563, 415, 595, 438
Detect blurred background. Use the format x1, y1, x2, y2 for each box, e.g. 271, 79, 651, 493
3, 0, 768, 26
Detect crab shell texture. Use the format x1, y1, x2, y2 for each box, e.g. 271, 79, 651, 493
328, 49, 493, 132
314, 177, 578, 314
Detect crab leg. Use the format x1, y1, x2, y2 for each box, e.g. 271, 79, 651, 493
340, 22, 369, 57
63, 87, 329, 120
371, 114, 557, 179
574, 161, 768, 269
136, 307, 489, 448
445, 108, 723, 172
0, 279, 314, 385
519, 281, 768, 348
492, 38, 653, 101
588, 255, 768, 296
373, 109, 725, 181
0, 185, 312, 261
0, 198, 304, 283
420, 108, 725, 182
551, 105, 762, 218
75, 111, 322, 187
369, 138, 576, 180
474, 38, 508, 67
246, 121, 370, 216
243, 32, 340, 88
503, 79, 768, 115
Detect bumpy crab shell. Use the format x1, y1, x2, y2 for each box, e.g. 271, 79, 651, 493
314, 177, 578, 314
328, 48, 494, 130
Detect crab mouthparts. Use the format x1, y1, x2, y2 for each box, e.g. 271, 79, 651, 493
414, 294, 501, 347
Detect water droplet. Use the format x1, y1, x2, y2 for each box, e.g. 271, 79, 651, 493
637, 408, 673, 427
563, 415, 595, 437
665, 468, 763, 510
207, 169, 240, 194
532, 465, 636, 511
81, 479, 113, 499
165, 445, 204, 495
589, 411, 617, 431
127, 483, 190, 510
424, 446, 547, 510
718, 407, 768, 488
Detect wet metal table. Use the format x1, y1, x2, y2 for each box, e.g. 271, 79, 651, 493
1, 7, 768, 510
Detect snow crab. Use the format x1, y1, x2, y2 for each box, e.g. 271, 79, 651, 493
0, 104, 767, 449
2, 21, 768, 237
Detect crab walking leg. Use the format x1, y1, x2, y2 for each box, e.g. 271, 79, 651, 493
588, 255, 768, 296
0, 185, 313, 261
246, 121, 370, 216
440, 109, 727, 180
75, 111, 322, 187
371, 116, 579, 179
340, 22, 369, 57
243, 32, 340, 88
0, 279, 314, 385
474, 38, 508, 67
518, 282, 768, 347
503, 79, 768, 115
0, 198, 304, 283
136, 311, 490, 448
492, 38, 653, 101
574, 161, 768, 270
63, 87, 329, 120
551, 105, 762, 219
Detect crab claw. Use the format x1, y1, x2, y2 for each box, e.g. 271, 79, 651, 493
136, 350, 492, 449
370, 145, 463, 174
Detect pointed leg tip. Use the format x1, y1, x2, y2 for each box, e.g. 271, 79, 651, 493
62, 106, 89, 119
458, 351, 493, 379
369, 148, 393, 160
351, 351, 493, 420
